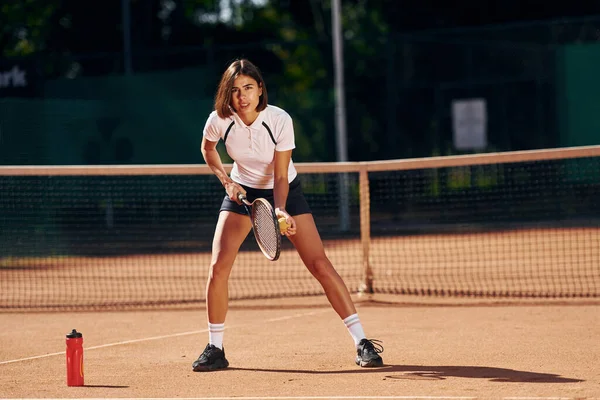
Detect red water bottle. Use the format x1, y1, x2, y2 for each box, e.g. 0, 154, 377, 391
66, 329, 84, 386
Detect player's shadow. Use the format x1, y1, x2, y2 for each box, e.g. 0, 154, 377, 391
228, 364, 582, 383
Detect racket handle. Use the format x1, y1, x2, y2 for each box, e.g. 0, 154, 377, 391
278, 217, 290, 234
237, 192, 251, 205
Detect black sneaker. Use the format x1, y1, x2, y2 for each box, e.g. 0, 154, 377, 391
192, 344, 229, 371
355, 338, 384, 367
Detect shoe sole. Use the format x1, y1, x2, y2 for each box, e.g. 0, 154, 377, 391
355, 357, 384, 368
192, 359, 229, 372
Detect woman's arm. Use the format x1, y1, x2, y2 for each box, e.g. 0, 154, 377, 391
273, 149, 292, 210
273, 149, 296, 236
201, 136, 244, 202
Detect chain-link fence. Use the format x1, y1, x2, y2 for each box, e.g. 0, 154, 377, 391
2, 17, 600, 165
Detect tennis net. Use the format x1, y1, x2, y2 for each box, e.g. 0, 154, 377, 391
1, 145, 599, 310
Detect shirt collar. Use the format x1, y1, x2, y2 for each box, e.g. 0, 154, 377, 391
232, 109, 265, 130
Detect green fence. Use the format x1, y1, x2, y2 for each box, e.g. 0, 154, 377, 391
1, 67, 216, 165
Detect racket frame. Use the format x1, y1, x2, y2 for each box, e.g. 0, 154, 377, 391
238, 193, 281, 261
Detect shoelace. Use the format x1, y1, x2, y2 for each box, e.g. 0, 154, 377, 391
363, 339, 384, 354
204, 344, 222, 356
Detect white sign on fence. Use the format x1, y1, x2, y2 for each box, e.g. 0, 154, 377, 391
452, 98, 487, 150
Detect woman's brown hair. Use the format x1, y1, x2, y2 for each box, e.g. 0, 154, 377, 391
214, 59, 268, 118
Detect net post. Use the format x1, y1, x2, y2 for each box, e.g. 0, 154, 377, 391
357, 165, 373, 296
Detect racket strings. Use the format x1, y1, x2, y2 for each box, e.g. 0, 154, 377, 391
252, 201, 280, 259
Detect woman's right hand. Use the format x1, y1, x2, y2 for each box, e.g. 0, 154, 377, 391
224, 181, 245, 204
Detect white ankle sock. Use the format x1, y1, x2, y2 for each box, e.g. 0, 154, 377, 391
343, 313, 366, 346
208, 322, 225, 349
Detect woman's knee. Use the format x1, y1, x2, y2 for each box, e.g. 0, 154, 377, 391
208, 258, 234, 282
305, 257, 335, 280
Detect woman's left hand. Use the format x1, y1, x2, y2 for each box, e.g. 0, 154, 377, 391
275, 208, 296, 237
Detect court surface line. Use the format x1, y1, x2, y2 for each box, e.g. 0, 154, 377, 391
0, 396, 580, 400
0, 397, 585, 400
0, 395, 581, 399
0, 397, 481, 400
0, 310, 330, 365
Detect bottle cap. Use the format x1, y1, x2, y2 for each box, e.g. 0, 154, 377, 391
66, 329, 82, 338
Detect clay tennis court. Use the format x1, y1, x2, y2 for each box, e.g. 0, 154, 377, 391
1, 296, 599, 399
1, 228, 600, 399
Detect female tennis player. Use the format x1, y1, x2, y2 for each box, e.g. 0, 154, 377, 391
192, 59, 384, 371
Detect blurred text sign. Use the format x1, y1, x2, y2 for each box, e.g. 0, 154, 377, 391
0, 61, 39, 98
452, 98, 487, 150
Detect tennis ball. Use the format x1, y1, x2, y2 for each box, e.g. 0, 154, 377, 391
278, 217, 290, 234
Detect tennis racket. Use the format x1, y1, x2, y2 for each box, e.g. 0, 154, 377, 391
238, 193, 289, 261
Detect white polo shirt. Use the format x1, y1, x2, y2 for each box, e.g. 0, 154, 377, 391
203, 104, 298, 189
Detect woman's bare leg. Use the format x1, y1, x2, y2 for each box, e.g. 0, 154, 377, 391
287, 213, 356, 319
206, 211, 252, 323
288, 213, 384, 367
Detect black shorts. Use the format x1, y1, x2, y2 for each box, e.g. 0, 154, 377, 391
219, 176, 312, 216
